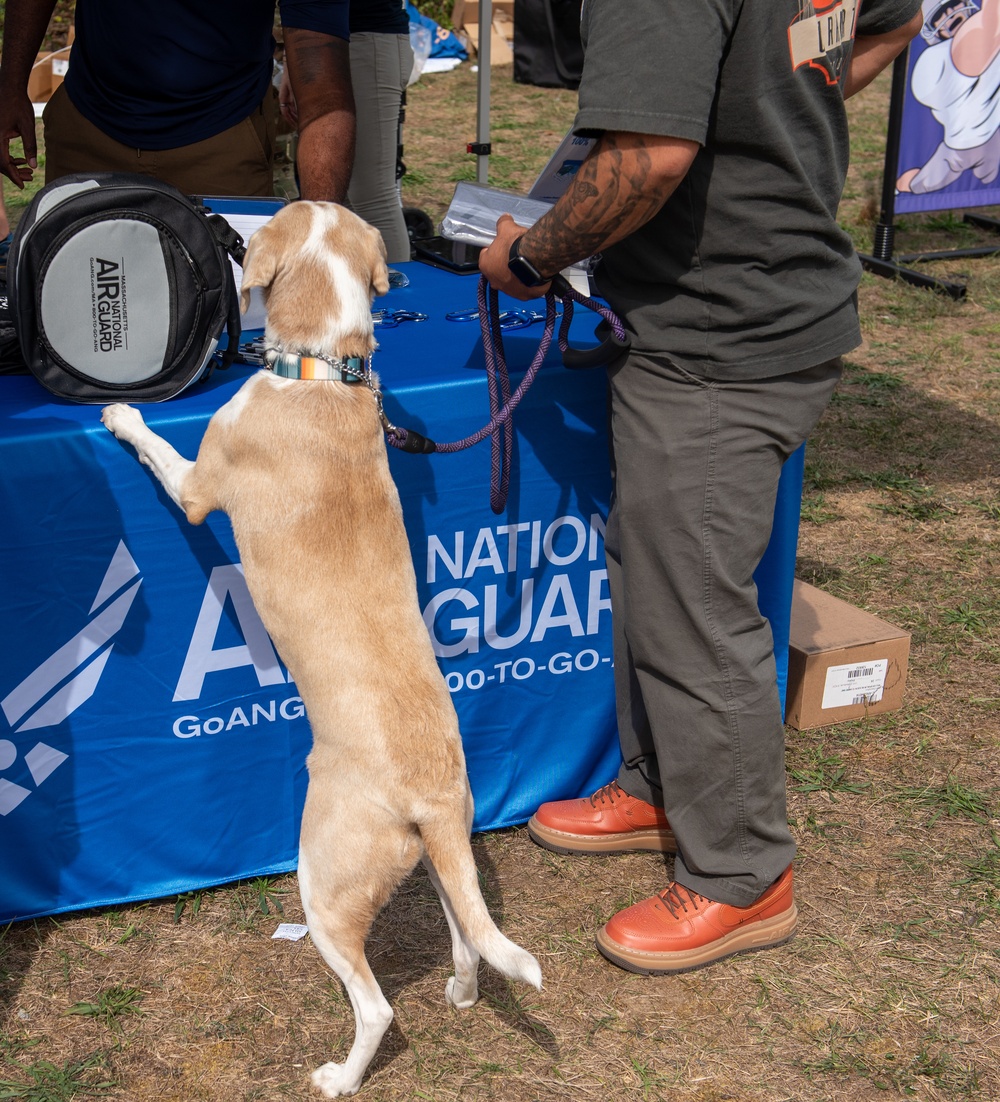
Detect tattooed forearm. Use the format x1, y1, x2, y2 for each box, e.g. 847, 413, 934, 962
281, 29, 356, 201
283, 29, 355, 132
521, 131, 698, 275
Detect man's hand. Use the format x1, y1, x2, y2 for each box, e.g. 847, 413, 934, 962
278, 68, 299, 129
0, 0, 58, 186
479, 214, 552, 301
0, 91, 39, 187
0, 108, 38, 188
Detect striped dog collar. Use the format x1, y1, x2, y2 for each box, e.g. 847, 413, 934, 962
264, 349, 367, 383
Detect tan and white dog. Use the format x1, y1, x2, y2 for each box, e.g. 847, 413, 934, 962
101, 202, 541, 1098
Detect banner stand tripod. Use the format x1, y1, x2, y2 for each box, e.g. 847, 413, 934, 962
858, 51, 1000, 302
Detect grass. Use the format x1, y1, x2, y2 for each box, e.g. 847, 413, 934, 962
64, 986, 143, 1032
952, 836, 1000, 914
896, 779, 994, 824
3, 16, 1000, 1102
0, 1049, 116, 1101
788, 749, 871, 796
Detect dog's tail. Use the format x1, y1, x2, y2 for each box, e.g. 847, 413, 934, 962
419, 815, 542, 991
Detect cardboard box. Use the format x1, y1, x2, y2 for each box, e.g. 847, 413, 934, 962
27, 30, 74, 104
785, 580, 910, 730
452, 0, 515, 64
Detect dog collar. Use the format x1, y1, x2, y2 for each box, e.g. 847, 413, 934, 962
264, 349, 366, 384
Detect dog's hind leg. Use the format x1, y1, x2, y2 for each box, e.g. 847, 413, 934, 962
101, 404, 196, 511
306, 924, 392, 1098
422, 853, 481, 1008
298, 830, 420, 1097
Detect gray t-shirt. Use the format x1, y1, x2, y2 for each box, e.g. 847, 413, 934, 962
576, 0, 921, 379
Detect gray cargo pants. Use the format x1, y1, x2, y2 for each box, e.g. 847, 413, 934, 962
347, 32, 414, 264
605, 351, 842, 906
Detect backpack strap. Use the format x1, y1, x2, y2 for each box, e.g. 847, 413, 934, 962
205, 212, 247, 266
204, 212, 246, 369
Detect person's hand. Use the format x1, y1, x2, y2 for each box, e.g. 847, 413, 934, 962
0, 93, 39, 188
896, 168, 918, 193
479, 213, 551, 301
278, 68, 298, 128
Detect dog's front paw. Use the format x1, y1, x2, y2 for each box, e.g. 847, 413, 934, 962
311, 1061, 363, 1098
101, 403, 145, 440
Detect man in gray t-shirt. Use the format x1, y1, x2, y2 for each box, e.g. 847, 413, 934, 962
481, 0, 922, 975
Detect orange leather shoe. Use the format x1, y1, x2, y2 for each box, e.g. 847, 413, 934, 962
527, 781, 677, 854
595, 865, 797, 974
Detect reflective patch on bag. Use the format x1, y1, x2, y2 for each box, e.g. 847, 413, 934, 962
35, 178, 101, 221
39, 220, 171, 385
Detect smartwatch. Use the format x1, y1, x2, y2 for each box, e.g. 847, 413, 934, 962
507, 236, 548, 288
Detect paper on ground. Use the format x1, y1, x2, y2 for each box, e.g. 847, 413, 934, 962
272, 923, 309, 941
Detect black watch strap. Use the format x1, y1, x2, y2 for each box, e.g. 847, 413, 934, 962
507, 235, 548, 288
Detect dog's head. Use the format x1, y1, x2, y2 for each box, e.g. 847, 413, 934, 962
240, 202, 390, 359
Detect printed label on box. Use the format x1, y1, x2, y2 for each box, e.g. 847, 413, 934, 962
52, 59, 70, 77
821, 658, 888, 710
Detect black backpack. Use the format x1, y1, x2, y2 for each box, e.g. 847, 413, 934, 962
7, 172, 245, 402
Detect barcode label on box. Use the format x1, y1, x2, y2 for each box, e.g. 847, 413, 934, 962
821, 658, 888, 710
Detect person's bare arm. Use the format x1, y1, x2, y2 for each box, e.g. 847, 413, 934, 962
282, 27, 355, 202
0, 0, 58, 186
843, 11, 923, 98
479, 131, 698, 300
952, 0, 1000, 76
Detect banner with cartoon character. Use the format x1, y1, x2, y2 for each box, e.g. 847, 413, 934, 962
894, 0, 1000, 214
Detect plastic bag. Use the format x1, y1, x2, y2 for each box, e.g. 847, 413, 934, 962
408, 23, 433, 85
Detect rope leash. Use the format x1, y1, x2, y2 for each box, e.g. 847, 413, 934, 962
384, 274, 628, 514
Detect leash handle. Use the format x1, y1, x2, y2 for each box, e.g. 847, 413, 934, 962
560, 319, 631, 369
550, 275, 631, 369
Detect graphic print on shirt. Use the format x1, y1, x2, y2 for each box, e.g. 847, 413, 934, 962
788, 0, 860, 85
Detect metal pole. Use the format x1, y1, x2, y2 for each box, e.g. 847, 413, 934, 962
872, 48, 910, 262
476, 0, 492, 184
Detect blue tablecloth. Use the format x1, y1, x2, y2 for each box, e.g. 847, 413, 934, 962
0, 260, 803, 922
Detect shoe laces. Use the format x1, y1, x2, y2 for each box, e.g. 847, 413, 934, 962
656, 882, 703, 918
589, 780, 627, 807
